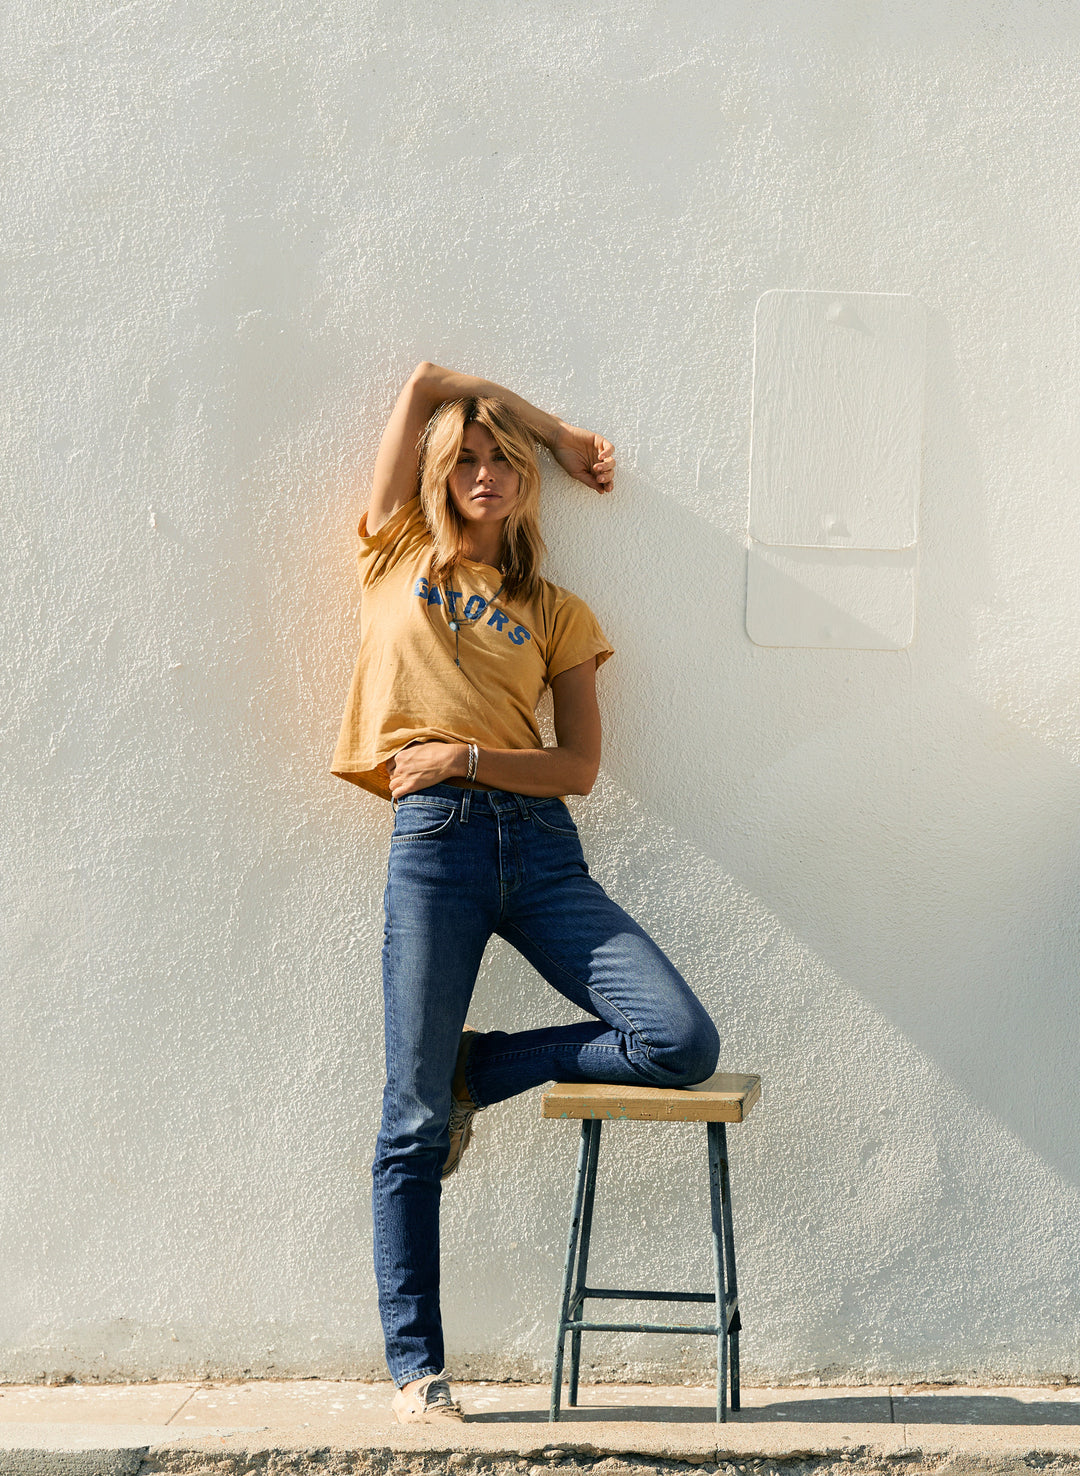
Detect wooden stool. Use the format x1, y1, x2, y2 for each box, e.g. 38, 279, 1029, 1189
541, 1072, 761, 1424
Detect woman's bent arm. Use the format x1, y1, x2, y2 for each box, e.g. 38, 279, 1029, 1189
385, 659, 602, 800
366, 362, 615, 535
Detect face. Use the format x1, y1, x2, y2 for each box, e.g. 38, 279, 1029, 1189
446, 423, 520, 528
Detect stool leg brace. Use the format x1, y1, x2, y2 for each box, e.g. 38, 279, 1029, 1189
549, 1118, 742, 1424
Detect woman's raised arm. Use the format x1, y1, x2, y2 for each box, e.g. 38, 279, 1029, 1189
365, 362, 615, 534
365, 363, 442, 534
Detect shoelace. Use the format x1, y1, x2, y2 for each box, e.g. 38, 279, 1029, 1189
422, 1378, 461, 1414
447, 1095, 476, 1130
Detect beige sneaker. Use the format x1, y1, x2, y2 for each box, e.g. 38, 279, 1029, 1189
392, 1374, 464, 1424
443, 1027, 484, 1181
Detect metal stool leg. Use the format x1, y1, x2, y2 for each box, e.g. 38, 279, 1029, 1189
707, 1121, 729, 1423
717, 1121, 741, 1411
551, 1107, 748, 1424
568, 1119, 602, 1406
550, 1120, 592, 1421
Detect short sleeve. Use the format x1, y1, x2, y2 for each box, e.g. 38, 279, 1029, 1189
357, 496, 431, 589
545, 592, 614, 682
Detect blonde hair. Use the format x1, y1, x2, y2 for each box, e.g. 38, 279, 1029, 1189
418, 397, 547, 602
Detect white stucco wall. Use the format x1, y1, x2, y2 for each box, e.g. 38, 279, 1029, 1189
4, 0, 1080, 1386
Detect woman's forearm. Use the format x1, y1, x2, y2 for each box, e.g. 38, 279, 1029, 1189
407, 361, 615, 496
471, 743, 597, 797
386, 738, 598, 801
412, 362, 564, 448
417, 741, 595, 798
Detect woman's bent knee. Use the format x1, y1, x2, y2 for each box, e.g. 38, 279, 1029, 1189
674, 1025, 721, 1086
650, 1008, 720, 1087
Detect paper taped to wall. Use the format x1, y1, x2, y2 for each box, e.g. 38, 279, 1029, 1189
747, 289, 926, 649
746, 542, 918, 650
749, 290, 926, 550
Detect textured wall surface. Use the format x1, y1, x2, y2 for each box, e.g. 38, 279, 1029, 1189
4, 0, 1080, 1386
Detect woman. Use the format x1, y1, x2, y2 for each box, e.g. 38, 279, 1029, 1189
331, 362, 720, 1424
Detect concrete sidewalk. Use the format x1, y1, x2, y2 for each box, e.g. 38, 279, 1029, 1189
3, 1380, 1080, 1476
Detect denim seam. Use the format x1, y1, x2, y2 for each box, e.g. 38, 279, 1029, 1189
463, 1054, 486, 1112
390, 815, 457, 842
499, 919, 656, 1056
373, 881, 394, 1374
396, 1365, 443, 1389
377, 878, 445, 1386
476, 1040, 649, 1065
529, 811, 578, 837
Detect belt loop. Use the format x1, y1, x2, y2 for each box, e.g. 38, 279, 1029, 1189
514, 792, 529, 818
460, 787, 473, 825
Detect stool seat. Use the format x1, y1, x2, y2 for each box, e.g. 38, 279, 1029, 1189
543, 1071, 761, 1424
542, 1071, 760, 1123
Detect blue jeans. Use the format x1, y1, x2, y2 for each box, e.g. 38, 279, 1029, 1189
372, 783, 720, 1387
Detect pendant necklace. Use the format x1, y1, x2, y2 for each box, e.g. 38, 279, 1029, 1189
445, 577, 504, 668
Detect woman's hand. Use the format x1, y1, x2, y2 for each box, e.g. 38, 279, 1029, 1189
551, 423, 615, 494
387, 741, 465, 799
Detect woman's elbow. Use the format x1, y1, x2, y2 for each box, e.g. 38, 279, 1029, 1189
411, 359, 450, 393
569, 755, 600, 796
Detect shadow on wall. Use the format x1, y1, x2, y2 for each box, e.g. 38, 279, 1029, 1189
550, 305, 1080, 1190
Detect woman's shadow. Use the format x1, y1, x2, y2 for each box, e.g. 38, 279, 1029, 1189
541, 303, 1080, 1192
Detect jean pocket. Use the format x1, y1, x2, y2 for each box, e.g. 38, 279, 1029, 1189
390, 800, 458, 842
530, 800, 579, 837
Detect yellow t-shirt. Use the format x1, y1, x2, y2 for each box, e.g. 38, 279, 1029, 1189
330, 496, 614, 800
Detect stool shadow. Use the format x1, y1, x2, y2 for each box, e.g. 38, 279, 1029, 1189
468, 1396, 1080, 1425
467, 1405, 728, 1423
895, 1395, 1080, 1426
